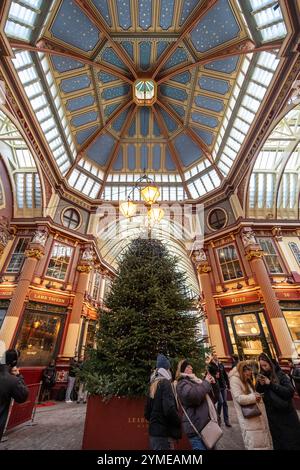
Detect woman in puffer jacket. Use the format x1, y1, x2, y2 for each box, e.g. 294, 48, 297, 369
175, 359, 216, 450
229, 361, 272, 450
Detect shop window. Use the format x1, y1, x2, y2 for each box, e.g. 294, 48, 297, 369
62, 208, 80, 229
92, 271, 101, 300
283, 310, 300, 355
85, 320, 97, 353
15, 302, 66, 366
6, 237, 30, 273
289, 242, 300, 267
0, 300, 9, 329
258, 238, 283, 273
218, 245, 243, 281
46, 242, 73, 280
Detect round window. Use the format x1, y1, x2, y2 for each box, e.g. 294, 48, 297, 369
62, 208, 80, 229
208, 208, 227, 230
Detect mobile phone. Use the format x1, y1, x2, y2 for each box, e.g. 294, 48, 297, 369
257, 374, 265, 380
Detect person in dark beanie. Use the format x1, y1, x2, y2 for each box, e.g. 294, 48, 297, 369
144, 353, 181, 450
256, 352, 300, 450
0, 349, 28, 440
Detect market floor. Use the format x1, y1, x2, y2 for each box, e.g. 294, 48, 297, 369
0, 401, 247, 450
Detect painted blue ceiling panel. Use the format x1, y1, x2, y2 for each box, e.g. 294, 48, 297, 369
116, 0, 132, 30
170, 71, 191, 84
156, 41, 168, 59
113, 148, 123, 170
138, 0, 152, 30
179, 0, 199, 26
153, 144, 161, 170
160, 0, 175, 30
174, 132, 202, 167
101, 83, 130, 100
169, 103, 185, 118
191, 126, 214, 146
128, 117, 136, 137
190, 0, 240, 53
102, 47, 128, 71
51, 56, 84, 73
66, 94, 95, 112
141, 144, 149, 169
112, 108, 130, 132
86, 133, 116, 165
128, 144, 136, 170
160, 85, 188, 102
199, 76, 230, 95
60, 74, 91, 93
204, 55, 239, 74
104, 103, 119, 117
139, 42, 151, 70
91, 0, 112, 26
76, 125, 98, 145
51, 0, 100, 51
98, 72, 119, 83
194, 95, 224, 112
191, 112, 218, 128
121, 41, 134, 60
163, 47, 189, 71
165, 147, 176, 170
153, 117, 162, 137
71, 110, 98, 127
160, 108, 178, 133
140, 107, 150, 137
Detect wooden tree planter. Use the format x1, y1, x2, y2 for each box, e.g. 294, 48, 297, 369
82, 395, 191, 450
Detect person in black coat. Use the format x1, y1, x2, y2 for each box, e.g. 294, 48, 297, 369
256, 352, 300, 450
0, 349, 29, 441
207, 354, 231, 427
144, 354, 181, 450
40, 359, 56, 402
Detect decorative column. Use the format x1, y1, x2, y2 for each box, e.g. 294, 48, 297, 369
63, 246, 93, 358
0, 228, 47, 347
193, 250, 226, 357
242, 228, 297, 358
0, 216, 12, 263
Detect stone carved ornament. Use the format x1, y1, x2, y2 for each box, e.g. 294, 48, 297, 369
0, 216, 12, 246
81, 246, 94, 262
241, 230, 257, 248
192, 249, 207, 264
32, 229, 48, 247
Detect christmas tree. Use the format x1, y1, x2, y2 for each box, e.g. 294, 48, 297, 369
81, 237, 206, 398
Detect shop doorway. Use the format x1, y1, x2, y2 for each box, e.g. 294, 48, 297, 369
224, 305, 276, 360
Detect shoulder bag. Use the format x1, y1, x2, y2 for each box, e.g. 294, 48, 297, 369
240, 403, 261, 418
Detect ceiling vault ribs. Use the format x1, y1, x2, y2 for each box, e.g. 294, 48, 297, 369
74, 0, 137, 79
157, 38, 283, 84
151, 0, 219, 80
10, 40, 133, 84
152, 105, 192, 200
98, 104, 139, 199
157, 99, 224, 181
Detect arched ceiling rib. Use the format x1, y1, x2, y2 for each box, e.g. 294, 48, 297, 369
247, 104, 300, 220
4, 0, 288, 202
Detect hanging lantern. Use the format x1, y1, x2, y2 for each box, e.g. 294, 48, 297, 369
148, 207, 164, 224
119, 199, 137, 218
141, 184, 160, 204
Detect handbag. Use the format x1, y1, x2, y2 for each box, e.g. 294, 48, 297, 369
241, 403, 261, 418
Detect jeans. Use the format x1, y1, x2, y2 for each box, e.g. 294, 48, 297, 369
65, 376, 76, 401
77, 382, 88, 402
217, 388, 229, 423
149, 436, 172, 450
189, 435, 207, 450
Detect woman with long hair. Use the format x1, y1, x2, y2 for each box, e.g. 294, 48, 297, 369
229, 361, 272, 450
256, 352, 300, 450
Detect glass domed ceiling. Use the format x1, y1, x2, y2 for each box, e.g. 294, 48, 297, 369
5, 0, 287, 202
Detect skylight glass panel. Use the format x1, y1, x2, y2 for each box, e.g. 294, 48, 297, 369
218, 161, 230, 176
253, 5, 282, 28
5, 21, 32, 41
12, 51, 32, 68
252, 67, 273, 86
260, 22, 287, 41
68, 169, 80, 187
242, 95, 260, 112
90, 183, 100, 199
60, 161, 71, 175
18, 66, 38, 84
24, 81, 43, 98
257, 52, 279, 70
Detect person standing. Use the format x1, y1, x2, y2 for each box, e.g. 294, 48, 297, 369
256, 352, 300, 450
175, 359, 217, 450
65, 357, 78, 403
40, 360, 56, 402
77, 359, 88, 404
289, 359, 300, 397
229, 361, 272, 450
144, 353, 181, 450
0, 349, 28, 441
207, 354, 231, 427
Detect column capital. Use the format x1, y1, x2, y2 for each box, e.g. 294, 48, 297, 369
197, 263, 212, 274
25, 248, 44, 260
0, 216, 13, 257
245, 249, 264, 261
77, 264, 92, 273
